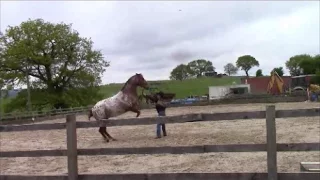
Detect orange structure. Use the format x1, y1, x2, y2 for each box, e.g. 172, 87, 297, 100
267, 71, 285, 95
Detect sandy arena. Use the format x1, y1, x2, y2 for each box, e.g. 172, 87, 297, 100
0, 102, 319, 175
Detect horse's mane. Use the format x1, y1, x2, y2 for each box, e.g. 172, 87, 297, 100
121, 74, 135, 91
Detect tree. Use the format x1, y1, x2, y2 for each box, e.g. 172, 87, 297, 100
0, 71, 11, 115
285, 54, 312, 76
256, 69, 263, 77
299, 54, 320, 75
0, 18, 109, 111
224, 63, 238, 76
236, 55, 259, 77
272, 67, 284, 77
187, 59, 215, 78
0, 79, 3, 116
169, 64, 191, 81
206, 65, 215, 72
310, 69, 320, 84
0, 70, 14, 99
0, 76, 4, 114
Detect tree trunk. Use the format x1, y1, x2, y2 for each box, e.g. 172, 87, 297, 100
245, 71, 249, 77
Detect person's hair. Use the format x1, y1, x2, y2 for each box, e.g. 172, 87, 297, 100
157, 91, 165, 98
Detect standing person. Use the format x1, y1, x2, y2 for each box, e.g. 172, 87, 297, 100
155, 91, 167, 138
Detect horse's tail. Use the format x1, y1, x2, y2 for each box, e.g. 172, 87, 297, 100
88, 109, 93, 121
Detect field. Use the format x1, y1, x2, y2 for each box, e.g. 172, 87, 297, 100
0, 76, 241, 114
1, 102, 319, 175
100, 76, 242, 99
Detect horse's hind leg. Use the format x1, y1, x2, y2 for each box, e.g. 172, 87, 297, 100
99, 127, 109, 142
88, 110, 93, 120
100, 127, 116, 141
105, 130, 117, 141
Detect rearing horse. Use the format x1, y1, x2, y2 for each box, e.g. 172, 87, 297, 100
88, 73, 149, 142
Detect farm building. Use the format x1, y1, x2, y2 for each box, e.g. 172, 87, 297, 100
241, 76, 292, 94
208, 84, 251, 100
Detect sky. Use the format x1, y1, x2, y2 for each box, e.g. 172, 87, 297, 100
1, 0, 319, 84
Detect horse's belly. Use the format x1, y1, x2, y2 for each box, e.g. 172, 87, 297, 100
108, 105, 127, 117
92, 92, 133, 119
104, 101, 127, 118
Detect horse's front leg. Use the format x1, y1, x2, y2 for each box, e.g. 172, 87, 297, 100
128, 106, 140, 117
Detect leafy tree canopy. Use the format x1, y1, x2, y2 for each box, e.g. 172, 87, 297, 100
310, 69, 320, 85
256, 69, 263, 77
0, 18, 109, 111
187, 59, 215, 77
299, 54, 320, 75
285, 54, 311, 76
271, 67, 284, 77
285, 54, 320, 76
236, 55, 259, 77
169, 64, 191, 81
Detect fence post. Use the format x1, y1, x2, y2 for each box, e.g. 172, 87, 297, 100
266, 105, 277, 180
66, 114, 78, 180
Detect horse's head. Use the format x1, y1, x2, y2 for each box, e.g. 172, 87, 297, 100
133, 73, 149, 89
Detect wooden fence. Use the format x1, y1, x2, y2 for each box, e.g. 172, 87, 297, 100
0, 106, 319, 180
0, 106, 89, 122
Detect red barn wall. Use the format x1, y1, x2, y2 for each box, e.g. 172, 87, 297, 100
241, 76, 292, 94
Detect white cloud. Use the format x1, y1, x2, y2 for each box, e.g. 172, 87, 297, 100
1, 1, 319, 83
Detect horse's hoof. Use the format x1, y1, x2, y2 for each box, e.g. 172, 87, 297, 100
112, 138, 117, 141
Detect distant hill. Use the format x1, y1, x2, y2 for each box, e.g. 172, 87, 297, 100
100, 76, 242, 99
0, 76, 243, 113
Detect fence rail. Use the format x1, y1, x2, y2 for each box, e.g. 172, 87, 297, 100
1, 173, 319, 180
1, 108, 318, 132
1, 143, 319, 158
0, 106, 319, 180
1, 106, 89, 121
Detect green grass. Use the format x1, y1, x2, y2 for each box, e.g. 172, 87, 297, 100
0, 76, 242, 113
0, 97, 11, 114
99, 76, 242, 99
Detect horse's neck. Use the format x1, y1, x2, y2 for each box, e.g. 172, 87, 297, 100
121, 84, 138, 96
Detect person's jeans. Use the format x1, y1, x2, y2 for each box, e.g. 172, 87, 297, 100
156, 110, 167, 137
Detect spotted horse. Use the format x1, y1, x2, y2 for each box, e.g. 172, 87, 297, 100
88, 73, 149, 142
